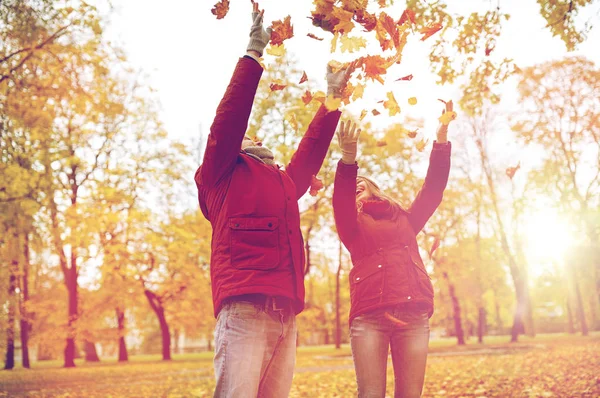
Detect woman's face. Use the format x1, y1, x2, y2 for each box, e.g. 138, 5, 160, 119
356, 179, 373, 203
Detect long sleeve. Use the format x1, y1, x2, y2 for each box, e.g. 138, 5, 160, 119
333, 160, 359, 246
195, 57, 263, 189
407, 142, 451, 233
285, 105, 341, 199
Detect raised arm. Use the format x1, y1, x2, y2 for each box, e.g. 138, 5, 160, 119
333, 121, 361, 246
195, 3, 271, 189
407, 100, 454, 233
286, 62, 356, 198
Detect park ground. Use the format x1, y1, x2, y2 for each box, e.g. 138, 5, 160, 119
1, 333, 599, 397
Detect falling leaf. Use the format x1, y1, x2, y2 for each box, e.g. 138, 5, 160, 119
355, 9, 377, 31
302, 90, 313, 105
377, 0, 387, 7
379, 11, 400, 48
266, 44, 286, 57
429, 235, 440, 257
330, 32, 339, 53
299, 71, 308, 84
384, 311, 408, 326
309, 175, 324, 196
396, 74, 413, 81
211, 0, 229, 19
325, 94, 341, 111
485, 44, 495, 56
513, 64, 522, 74
328, 59, 345, 74
439, 111, 457, 125
313, 90, 327, 104
332, 6, 355, 33
416, 138, 428, 152
340, 35, 367, 53
420, 22, 443, 41
284, 111, 298, 131
352, 83, 365, 101
359, 109, 368, 121
270, 16, 294, 46
376, 140, 387, 147
269, 80, 287, 91
407, 128, 418, 138
398, 8, 416, 25
506, 162, 521, 179
383, 92, 400, 116
372, 109, 380, 116
307, 33, 324, 41
408, 97, 417, 105
360, 55, 388, 84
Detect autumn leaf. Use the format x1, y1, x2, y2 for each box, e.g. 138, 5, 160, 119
270, 16, 294, 46
416, 138, 428, 152
506, 162, 521, 179
408, 97, 417, 105
355, 9, 377, 31
284, 111, 298, 131
332, 6, 355, 33
383, 91, 400, 116
429, 235, 440, 258
384, 311, 408, 326
360, 55, 388, 84
269, 80, 287, 91
211, 0, 229, 19
376, 140, 387, 147
340, 35, 367, 53
307, 33, 324, 41
359, 109, 368, 121
379, 11, 399, 47
309, 175, 324, 196
420, 22, 443, 41
301, 90, 313, 105
396, 74, 413, 81
266, 44, 286, 57
377, 0, 387, 7
398, 8, 416, 25
299, 71, 308, 84
330, 32, 339, 53
351, 83, 365, 101
407, 128, 418, 138
313, 90, 327, 105
439, 111, 457, 125
325, 94, 341, 111
372, 109, 381, 116
485, 44, 495, 56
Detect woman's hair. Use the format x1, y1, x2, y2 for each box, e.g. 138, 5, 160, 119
357, 175, 406, 211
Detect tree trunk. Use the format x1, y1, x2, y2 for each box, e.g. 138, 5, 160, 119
477, 307, 486, 343
84, 340, 100, 362
116, 308, 128, 361
144, 290, 171, 360
443, 272, 465, 345
510, 273, 527, 342
4, 227, 19, 370
20, 231, 31, 368
64, 261, 78, 368
335, 241, 342, 349
573, 276, 589, 336
567, 298, 575, 334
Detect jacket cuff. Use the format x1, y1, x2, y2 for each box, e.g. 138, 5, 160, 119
337, 159, 359, 177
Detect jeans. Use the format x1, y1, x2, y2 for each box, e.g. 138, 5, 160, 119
350, 306, 430, 398
213, 300, 297, 398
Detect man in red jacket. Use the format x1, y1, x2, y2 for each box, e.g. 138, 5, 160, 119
195, 3, 349, 397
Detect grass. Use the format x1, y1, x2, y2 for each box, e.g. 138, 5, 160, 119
1, 333, 598, 397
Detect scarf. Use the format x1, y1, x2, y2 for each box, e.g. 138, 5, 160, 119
360, 199, 399, 220
243, 146, 275, 165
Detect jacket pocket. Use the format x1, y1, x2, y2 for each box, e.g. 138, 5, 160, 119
349, 263, 384, 307
229, 217, 280, 270
407, 249, 434, 297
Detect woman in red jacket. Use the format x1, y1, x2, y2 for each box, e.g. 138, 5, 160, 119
333, 104, 453, 398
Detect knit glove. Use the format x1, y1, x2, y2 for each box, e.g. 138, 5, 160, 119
336, 120, 361, 164
247, 9, 272, 56
327, 62, 354, 98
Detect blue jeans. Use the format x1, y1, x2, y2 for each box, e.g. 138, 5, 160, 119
350, 306, 430, 398
213, 300, 297, 398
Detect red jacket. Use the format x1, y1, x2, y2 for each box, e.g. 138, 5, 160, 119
195, 57, 341, 317
333, 143, 451, 324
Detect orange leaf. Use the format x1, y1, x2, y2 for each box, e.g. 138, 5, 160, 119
383, 91, 400, 116
270, 16, 294, 46
398, 9, 416, 25
506, 162, 521, 179
407, 128, 418, 138
377, 0, 387, 7
309, 175, 324, 196
360, 55, 388, 84
307, 33, 324, 41
211, 0, 229, 19
372, 109, 381, 116
355, 10, 377, 32
299, 71, 308, 84
384, 311, 408, 326
332, 6, 355, 34
420, 23, 443, 41
429, 235, 440, 257
396, 74, 413, 81
269, 80, 287, 91
376, 140, 387, 147
485, 44, 495, 56
302, 90, 313, 105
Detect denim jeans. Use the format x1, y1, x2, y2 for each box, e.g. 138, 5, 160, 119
350, 306, 430, 398
213, 300, 297, 398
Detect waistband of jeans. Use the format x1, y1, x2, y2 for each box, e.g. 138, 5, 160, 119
223, 294, 294, 311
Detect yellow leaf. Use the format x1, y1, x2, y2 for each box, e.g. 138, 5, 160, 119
438, 111, 457, 125
332, 7, 355, 33
330, 32, 339, 53
408, 97, 417, 105
325, 94, 341, 111
416, 138, 428, 152
383, 92, 400, 116
352, 83, 365, 101
313, 90, 327, 104
284, 111, 298, 131
340, 35, 367, 53
359, 109, 368, 121
266, 44, 286, 57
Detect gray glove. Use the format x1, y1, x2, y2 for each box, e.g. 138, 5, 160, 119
247, 10, 272, 56
327, 63, 354, 98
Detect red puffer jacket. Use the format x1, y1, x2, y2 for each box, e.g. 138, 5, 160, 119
333, 143, 451, 324
195, 57, 341, 317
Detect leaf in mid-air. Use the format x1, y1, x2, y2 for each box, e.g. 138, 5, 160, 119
284, 111, 298, 131
270, 16, 294, 46
325, 94, 342, 111
269, 80, 287, 91
396, 74, 413, 81
332, 7, 355, 34
307, 33, 324, 41
420, 23, 443, 41
340, 35, 367, 53
506, 162, 521, 179
211, 0, 229, 19
299, 71, 308, 84
438, 111, 457, 125
376, 140, 387, 147
407, 128, 418, 138
408, 97, 417, 105
309, 175, 324, 196
359, 109, 368, 121
416, 138, 429, 152
372, 109, 381, 116
383, 91, 400, 116
266, 44, 286, 57
398, 8, 416, 25
302, 90, 313, 105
